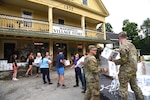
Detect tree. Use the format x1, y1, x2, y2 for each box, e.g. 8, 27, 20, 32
122, 19, 139, 40
97, 22, 114, 33
105, 23, 114, 32
140, 18, 150, 37
140, 18, 150, 54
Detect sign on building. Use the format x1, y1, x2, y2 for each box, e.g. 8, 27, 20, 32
53, 24, 83, 36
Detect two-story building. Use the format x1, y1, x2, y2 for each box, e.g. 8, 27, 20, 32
0, 0, 110, 62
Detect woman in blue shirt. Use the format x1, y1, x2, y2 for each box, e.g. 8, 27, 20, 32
40, 52, 53, 84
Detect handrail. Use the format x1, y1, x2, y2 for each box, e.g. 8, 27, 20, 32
0, 14, 49, 24
86, 29, 103, 34
53, 23, 82, 30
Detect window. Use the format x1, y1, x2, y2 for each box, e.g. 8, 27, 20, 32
58, 19, 64, 25
22, 11, 32, 27
83, 0, 88, 5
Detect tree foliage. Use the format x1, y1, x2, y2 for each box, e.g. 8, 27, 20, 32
140, 18, 150, 37
105, 23, 114, 32
98, 22, 114, 33
122, 19, 139, 40
122, 19, 150, 55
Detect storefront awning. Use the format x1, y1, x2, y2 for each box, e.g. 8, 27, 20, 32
0, 29, 112, 44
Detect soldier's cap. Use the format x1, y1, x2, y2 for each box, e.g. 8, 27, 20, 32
88, 45, 97, 51
118, 31, 127, 38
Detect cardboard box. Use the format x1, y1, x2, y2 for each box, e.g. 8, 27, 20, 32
128, 75, 150, 100
7, 63, 13, 70
100, 56, 119, 77
101, 47, 120, 60
128, 91, 150, 100
137, 62, 150, 75
145, 62, 150, 75
64, 60, 70, 66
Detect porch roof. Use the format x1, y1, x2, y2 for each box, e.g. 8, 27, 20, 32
0, 28, 111, 44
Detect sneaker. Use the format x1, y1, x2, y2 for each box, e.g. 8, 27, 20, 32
81, 91, 85, 93
43, 81, 47, 84
62, 84, 68, 89
73, 85, 79, 87
48, 82, 53, 85
25, 74, 29, 77
12, 78, 19, 81
57, 83, 61, 87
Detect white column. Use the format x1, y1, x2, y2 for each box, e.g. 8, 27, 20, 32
81, 16, 85, 36
48, 7, 53, 33
83, 43, 86, 55
49, 39, 53, 59
67, 42, 70, 60
102, 22, 106, 40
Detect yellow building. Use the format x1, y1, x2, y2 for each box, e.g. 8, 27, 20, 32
0, 0, 109, 62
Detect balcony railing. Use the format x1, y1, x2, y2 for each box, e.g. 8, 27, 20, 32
0, 14, 104, 38
0, 14, 49, 32
86, 29, 104, 38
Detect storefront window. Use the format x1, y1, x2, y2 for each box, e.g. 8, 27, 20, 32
34, 42, 49, 55
18, 42, 49, 62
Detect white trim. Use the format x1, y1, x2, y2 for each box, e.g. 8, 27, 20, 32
22, 9, 33, 28
53, 23, 82, 30
86, 29, 103, 34
0, 14, 49, 24
21, 8, 33, 18
110, 39, 119, 41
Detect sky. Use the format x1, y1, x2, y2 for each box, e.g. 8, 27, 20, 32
101, 0, 150, 33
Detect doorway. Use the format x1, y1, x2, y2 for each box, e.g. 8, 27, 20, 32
4, 43, 15, 62
53, 43, 67, 61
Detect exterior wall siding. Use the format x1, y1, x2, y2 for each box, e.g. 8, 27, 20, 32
0, 3, 21, 17
53, 14, 81, 28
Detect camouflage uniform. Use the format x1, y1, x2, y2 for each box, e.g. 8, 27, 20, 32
114, 33, 143, 100
84, 54, 104, 100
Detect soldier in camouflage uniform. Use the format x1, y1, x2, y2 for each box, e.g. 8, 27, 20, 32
84, 45, 108, 100
112, 32, 143, 100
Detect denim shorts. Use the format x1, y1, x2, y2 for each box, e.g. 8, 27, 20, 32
57, 67, 64, 75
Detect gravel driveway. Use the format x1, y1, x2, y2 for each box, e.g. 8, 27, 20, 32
0, 69, 84, 100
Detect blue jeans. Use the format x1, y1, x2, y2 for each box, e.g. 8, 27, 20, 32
75, 68, 83, 86
40, 68, 51, 83
81, 68, 86, 91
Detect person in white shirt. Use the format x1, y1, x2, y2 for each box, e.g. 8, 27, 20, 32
34, 52, 42, 77
76, 53, 88, 93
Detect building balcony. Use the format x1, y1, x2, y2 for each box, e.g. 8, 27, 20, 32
0, 14, 49, 32
0, 14, 104, 39
86, 29, 104, 38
